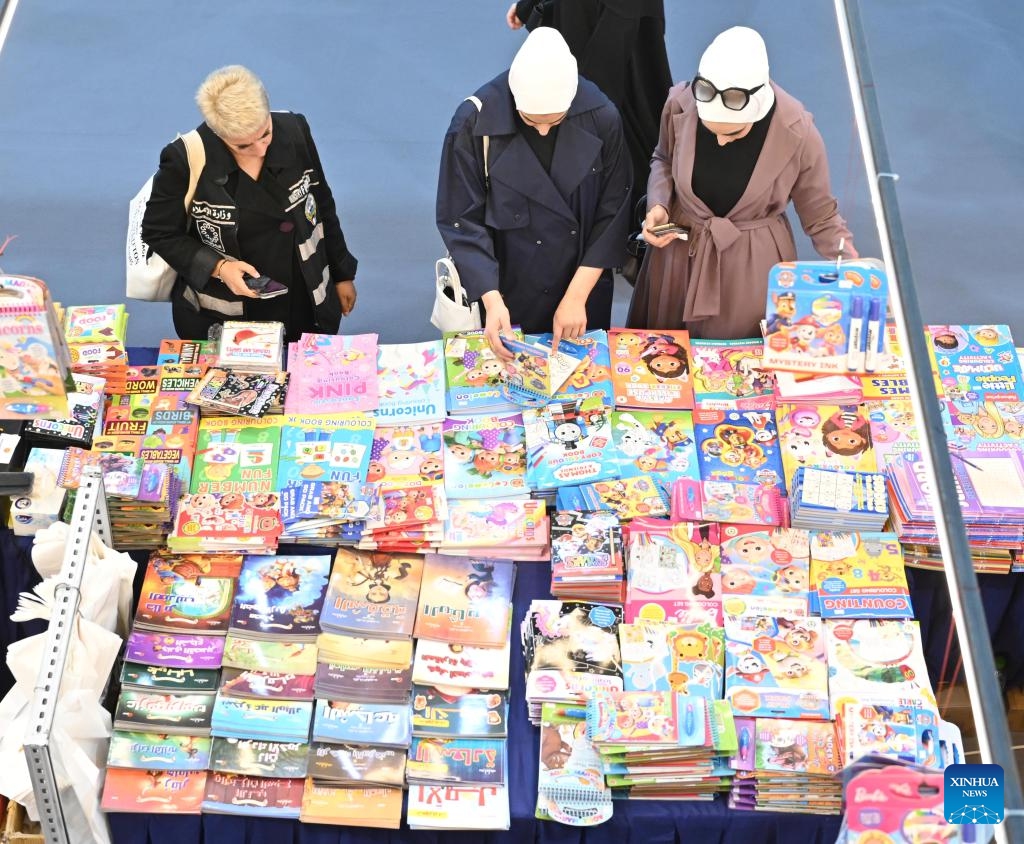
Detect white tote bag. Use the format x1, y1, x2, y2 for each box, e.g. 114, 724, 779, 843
431, 256, 482, 332
125, 130, 205, 302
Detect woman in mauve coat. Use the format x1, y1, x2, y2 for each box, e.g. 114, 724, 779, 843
627, 27, 856, 340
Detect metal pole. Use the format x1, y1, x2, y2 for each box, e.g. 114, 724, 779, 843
834, 1, 1024, 838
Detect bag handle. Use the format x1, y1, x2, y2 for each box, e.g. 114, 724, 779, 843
464, 96, 489, 191
178, 129, 206, 212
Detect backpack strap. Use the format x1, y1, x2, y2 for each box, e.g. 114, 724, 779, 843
178, 130, 206, 212
464, 96, 489, 191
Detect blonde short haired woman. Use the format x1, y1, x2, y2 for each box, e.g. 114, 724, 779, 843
143, 65, 358, 341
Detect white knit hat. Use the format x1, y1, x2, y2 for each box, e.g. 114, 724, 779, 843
695, 26, 775, 124
508, 27, 579, 114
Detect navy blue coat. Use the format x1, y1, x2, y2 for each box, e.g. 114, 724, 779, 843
436, 73, 631, 334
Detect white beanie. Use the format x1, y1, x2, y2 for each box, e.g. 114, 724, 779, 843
696, 26, 775, 124
508, 27, 579, 114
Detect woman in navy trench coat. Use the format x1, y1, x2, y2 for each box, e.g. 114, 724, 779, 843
436, 30, 632, 355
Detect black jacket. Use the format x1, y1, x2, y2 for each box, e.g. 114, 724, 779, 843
142, 112, 357, 339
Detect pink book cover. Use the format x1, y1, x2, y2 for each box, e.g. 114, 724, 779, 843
285, 333, 380, 414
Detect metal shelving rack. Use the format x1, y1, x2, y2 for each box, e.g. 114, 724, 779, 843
22, 467, 110, 844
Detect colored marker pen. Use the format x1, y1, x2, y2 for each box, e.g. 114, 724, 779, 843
864, 298, 882, 372
846, 296, 864, 371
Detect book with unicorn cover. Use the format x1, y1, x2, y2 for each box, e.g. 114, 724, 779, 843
376, 339, 446, 424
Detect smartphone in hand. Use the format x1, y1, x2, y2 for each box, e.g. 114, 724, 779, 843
243, 274, 288, 299
646, 222, 690, 240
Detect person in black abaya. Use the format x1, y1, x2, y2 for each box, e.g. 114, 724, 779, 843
507, 0, 673, 211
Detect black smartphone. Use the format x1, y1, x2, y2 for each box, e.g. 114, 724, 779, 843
243, 274, 288, 299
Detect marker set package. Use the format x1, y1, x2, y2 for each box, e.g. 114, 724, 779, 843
762, 261, 895, 376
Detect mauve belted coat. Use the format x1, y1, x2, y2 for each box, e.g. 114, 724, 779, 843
626, 81, 854, 340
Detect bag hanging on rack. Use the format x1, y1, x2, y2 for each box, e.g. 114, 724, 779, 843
431, 96, 488, 333
125, 130, 205, 302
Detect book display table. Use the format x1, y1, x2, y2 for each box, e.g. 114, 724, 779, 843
3, 527, 1017, 844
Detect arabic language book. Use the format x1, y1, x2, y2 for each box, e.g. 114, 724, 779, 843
228, 554, 332, 640
124, 631, 225, 669
107, 731, 212, 770
210, 737, 309, 778
311, 699, 412, 747
413, 554, 515, 647
133, 553, 240, 634
406, 784, 510, 830
210, 697, 314, 743
306, 743, 407, 786
120, 662, 220, 694
321, 548, 424, 638
406, 737, 506, 785
218, 668, 315, 701
222, 636, 318, 675
300, 780, 404, 828
411, 686, 508, 738
201, 772, 305, 818
100, 768, 207, 814
113, 690, 216, 735
412, 638, 511, 690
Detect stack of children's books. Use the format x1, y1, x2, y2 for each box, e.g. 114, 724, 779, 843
789, 466, 889, 531
62, 302, 127, 397
186, 367, 289, 418
585, 690, 737, 800
101, 551, 244, 814
198, 554, 331, 817
405, 554, 514, 829
549, 510, 625, 602
285, 332, 379, 415
521, 600, 623, 725
300, 549, 421, 828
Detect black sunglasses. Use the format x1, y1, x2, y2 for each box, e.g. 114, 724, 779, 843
691, 75, 765, 111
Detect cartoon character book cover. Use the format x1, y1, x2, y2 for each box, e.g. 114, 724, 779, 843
718, 526, 811, 618
608, 329, 695, 410
610, 409, 700, 499
413, 555, 515, 647
228, 554, 332, 638
321, 549, 424, 638
523, 397, 618, 489
693, 408, 785, 491
442, 413, 527, 497
278, 412, 375, 487
724, 615, 830, 719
